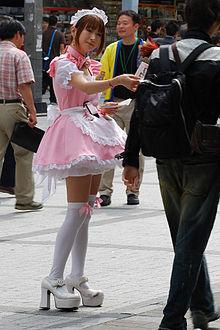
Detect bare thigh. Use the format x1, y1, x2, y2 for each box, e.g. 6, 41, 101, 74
66, 175, 92, 203
66, 174, 102, 203
90, 174, 102, 195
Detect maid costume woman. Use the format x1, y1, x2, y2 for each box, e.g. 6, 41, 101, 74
33, 41, 126, 199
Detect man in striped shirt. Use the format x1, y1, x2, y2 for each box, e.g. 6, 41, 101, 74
0, 19, 42, 210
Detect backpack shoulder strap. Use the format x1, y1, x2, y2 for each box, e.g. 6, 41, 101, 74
159, 45, 171, 71
171, 43, 181, 69
47, 29, 57, 58
180, 43, 214, 72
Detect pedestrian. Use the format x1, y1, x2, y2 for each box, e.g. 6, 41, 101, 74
98, 10, 145, 207
148, 19, 163, 39
212, 33, 220, 46
42, 17, 49, 33
42, 15, 65, 104
0, 19, 43, 211
154, 20, 179, 46
122, 0, 220, 329
0, 143, 15, 195
0, 15, 16, 197
33, 7, 139, 310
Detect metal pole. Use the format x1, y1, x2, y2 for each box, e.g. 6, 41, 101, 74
122, 0, 139, 12
24, 0, 46, 113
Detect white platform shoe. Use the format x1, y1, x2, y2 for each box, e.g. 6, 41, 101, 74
65, 275, 104, 307
40, 277, 81, 310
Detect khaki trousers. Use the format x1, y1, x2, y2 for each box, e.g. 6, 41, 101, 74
99, 99, 145, 197
0, 103, 34, 204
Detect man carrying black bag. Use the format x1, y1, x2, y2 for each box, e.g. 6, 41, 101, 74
0, 18, 42, 211
123, 0, 220, 329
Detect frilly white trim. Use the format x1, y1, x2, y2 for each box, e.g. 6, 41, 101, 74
62, 68, 83, 88
46, 104, 126, 146
70, 115, 126, 146
33, 155, 121, 173
46, 105, 126, 146
47, 104, 60, 125
33, 155, 122, 202
70, 7, 108, 26
71, 117, 125, 147
55, 59, 83, 89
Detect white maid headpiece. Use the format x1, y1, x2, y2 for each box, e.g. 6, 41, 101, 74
70, 7, 108, 26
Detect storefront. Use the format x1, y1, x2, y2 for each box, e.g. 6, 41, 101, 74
139, 1, 177, 20
0, 0, 24, 20
43, 1, 121, 45
0, 0, 186, 112
42, 0, 185, 45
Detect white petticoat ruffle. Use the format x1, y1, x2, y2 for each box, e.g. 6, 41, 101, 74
34, 155, 122, 202
36, 105, 126, 201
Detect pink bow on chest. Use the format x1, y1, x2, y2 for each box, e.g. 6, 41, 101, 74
49, 47, 101, 77
66, 52, 91, 70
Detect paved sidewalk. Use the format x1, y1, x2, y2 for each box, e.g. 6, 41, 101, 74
0, 116, 220, 329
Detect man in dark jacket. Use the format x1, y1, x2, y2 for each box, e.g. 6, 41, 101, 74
148, 19, 163, 39
154, 20, 179, 46
42, 15, 65, 104
123, 0, 220, 329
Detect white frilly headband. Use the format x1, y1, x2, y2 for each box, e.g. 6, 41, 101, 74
70, 7, 108, 26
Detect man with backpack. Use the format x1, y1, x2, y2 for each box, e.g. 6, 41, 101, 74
122, 0, 220, 329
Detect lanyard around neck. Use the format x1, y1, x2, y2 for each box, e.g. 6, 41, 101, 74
119, 38, 138, 73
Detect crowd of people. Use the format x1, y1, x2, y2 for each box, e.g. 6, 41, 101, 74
0, 0, 220, 329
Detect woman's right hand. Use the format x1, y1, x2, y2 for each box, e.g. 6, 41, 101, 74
115, 74, 140, 92
122, 166, 139, 190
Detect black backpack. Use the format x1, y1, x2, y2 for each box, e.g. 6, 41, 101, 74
136, 43, 213, 159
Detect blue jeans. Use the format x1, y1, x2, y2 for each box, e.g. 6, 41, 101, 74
157, 155, 220, 330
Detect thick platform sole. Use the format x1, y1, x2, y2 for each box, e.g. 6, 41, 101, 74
40, 287, 80, 310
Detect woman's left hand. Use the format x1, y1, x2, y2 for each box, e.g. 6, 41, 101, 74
99, 102, 118, 116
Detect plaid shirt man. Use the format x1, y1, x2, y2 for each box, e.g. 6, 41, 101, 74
0, 41, 34, 100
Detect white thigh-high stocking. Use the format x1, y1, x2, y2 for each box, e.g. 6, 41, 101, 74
69, 195, 95, 288
65, 196, 104, 306
49, 202, 87, 280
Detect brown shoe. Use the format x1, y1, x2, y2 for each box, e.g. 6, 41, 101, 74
0, 186, 15, 195
15, 201, 43, 211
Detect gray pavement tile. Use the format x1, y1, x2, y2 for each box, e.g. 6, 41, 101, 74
1, 129, 220, 329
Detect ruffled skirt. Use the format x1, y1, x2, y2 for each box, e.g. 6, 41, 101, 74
33, 107, 126, 199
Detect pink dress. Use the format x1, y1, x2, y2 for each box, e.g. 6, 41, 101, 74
33, 47, 126, 198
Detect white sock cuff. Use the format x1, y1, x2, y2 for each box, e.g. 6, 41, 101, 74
68, 202, 86, 209
88, 195, 96, 207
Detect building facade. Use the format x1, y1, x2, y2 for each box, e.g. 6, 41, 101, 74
0, 0, 186, 110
